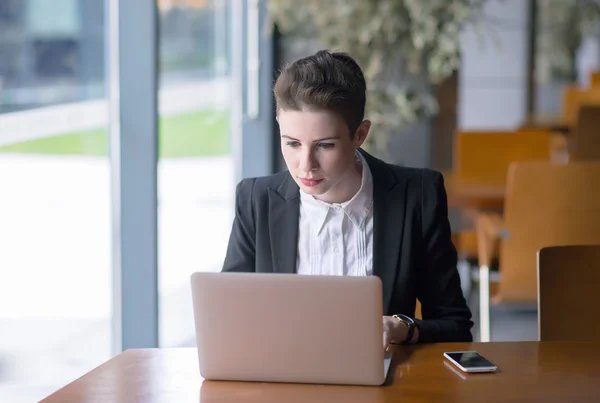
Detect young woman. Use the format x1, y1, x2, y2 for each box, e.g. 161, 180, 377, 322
222, 50, 473, 346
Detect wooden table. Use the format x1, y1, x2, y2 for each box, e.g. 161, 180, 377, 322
41, 341, 600, 402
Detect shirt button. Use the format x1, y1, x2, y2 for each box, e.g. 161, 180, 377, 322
334, 247, 340, 252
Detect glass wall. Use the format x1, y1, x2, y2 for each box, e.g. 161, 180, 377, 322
0, 0, 111, 401
0, 0, 270, 399
156, 0, 235, 348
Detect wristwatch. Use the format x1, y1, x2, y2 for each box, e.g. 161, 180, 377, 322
392, 314, 416, 344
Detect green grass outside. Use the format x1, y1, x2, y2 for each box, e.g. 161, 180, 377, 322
0, 110, 229, 158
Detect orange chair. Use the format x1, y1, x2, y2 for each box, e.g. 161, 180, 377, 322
476, 161, 600, 341
538, 245, 600, 341
591, 70, 600, 87
451, 130, 554, 262
562, 86, 600, 127
454, 130, 553, 187
570, 105, 600, 161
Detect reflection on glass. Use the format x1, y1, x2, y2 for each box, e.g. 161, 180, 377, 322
0, 0, 110, 401
157, 0, 234, 348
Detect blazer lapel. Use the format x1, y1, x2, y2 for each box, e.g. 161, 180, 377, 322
362, 150, 408, 314
268, 174, 300, 274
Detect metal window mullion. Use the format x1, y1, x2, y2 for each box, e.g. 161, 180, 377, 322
107, 0, 159, 354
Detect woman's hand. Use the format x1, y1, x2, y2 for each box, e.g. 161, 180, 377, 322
382, 315, 409, 349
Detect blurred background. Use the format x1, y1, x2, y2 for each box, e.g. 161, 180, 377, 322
1, 0, 599, 401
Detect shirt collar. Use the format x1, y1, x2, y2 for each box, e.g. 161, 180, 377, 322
300, 151, 374, 234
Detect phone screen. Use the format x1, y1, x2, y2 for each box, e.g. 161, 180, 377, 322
445, 351, 495, 368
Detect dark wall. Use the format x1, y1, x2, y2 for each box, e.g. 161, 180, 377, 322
431, 72, 459, 171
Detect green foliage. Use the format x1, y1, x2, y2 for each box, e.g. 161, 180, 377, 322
268, 0, 490, 155
536, 0, 600, 83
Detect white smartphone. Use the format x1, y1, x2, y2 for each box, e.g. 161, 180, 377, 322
443, 351, 498, 373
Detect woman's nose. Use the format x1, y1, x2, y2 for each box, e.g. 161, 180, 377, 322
298, 150, 318, 172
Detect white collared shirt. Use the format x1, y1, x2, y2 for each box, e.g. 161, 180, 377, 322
296, 152, 374, 277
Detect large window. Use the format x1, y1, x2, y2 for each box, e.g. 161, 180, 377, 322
157, 0, 234, 348
0, 0, 273, 400
0, 1, 111, 401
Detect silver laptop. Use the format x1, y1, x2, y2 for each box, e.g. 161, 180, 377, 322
190, 272, 392, 386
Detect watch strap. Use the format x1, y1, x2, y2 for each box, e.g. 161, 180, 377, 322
393, 314, 415, 344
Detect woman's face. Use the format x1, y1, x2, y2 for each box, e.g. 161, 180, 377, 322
277, 109, 370, 203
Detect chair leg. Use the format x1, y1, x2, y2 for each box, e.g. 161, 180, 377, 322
457, 258, 472, 299
479, 264, 491, 342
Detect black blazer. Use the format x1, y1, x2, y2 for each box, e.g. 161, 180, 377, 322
222, 149, 473, 342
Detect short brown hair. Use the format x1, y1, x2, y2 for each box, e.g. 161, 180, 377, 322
274, 50, 366, 137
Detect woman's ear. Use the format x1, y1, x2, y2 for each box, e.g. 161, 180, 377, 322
353, 120, 371, 147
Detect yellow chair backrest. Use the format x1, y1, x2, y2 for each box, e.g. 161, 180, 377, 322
562, 86, 600, 126
591, 70, 600, 87
498, 162, 600, 303
454, 130, 552, 187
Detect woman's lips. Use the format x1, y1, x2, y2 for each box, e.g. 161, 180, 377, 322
299, 178, 323, 187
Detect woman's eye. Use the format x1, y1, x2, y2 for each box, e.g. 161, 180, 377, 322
318, 143, 335, 149
286, 141, 300, 148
